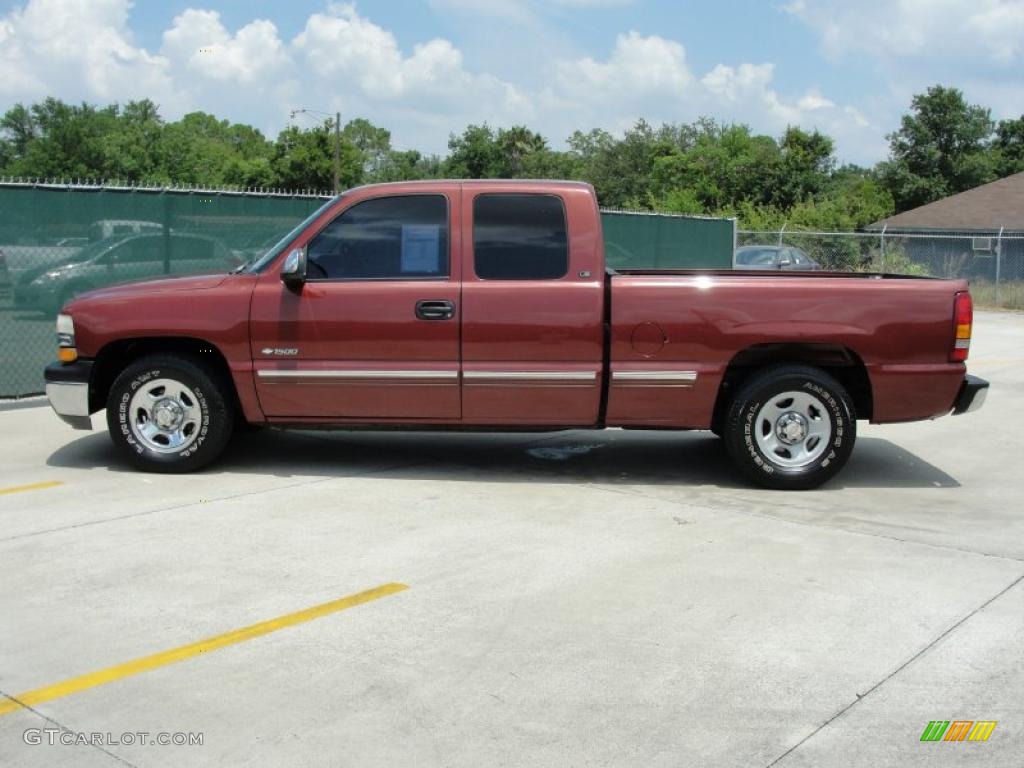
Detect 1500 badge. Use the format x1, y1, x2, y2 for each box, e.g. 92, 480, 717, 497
260, 348, 299, 356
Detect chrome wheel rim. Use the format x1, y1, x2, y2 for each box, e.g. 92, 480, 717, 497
754, 390, 832, 468
128, 377, 202, 454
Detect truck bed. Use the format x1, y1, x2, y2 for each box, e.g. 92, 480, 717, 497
605, 270, 967, 427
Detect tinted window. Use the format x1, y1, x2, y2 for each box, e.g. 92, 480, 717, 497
307, 195, 448, 280
171, 236, 216, 261
115, 237, 163, 264
735, 248, 778, 266
473, 194, 568, 280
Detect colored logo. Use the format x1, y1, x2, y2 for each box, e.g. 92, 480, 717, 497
920, 720, 997, 742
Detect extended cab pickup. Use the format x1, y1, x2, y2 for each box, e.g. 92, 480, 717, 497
45, 180, 989, 489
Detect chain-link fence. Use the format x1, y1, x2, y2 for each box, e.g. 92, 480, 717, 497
0, 180, 331, 398
0, 181, 738, 398
737, 229, 1024, 310
601, 210, 734, 270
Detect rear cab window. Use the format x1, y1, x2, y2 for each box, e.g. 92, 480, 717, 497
473, 194, 568, 280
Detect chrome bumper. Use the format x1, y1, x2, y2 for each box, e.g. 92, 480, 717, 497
44, 360, 93, 430
951, 374, 989, 416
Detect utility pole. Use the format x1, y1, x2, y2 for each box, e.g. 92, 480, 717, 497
334, 111, 341, 195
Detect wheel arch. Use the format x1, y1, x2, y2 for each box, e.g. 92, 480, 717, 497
711, 343, 872, 432
90, 336, 241, 416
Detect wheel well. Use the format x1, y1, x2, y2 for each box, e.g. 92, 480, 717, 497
89, 337, 239, 414
711, 343, 873, 430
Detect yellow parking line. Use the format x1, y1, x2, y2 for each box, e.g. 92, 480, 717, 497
0, 583, 409, 717
0, 481, 63, 497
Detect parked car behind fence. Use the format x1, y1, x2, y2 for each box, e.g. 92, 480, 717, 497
15, 232, 237, 314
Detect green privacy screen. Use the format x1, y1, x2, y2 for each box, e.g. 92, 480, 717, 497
600, 211, 735, 271
0, 183, 328, 397
0, 185, 735, 397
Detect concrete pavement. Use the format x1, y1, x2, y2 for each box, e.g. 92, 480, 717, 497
1, 310, 1021, 767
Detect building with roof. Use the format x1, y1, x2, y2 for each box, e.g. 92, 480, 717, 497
866, 172, 1024, 282
867, 171, 1024, 235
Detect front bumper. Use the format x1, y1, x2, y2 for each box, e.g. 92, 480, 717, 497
952, 374, 989, 415
44, 359, 94, 430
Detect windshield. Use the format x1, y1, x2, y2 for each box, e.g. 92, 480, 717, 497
247, 197, 339, 273
735, 247, 778, 266
51, 236, 129, 267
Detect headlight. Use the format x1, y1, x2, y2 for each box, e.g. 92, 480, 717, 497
56, 313, 77, 363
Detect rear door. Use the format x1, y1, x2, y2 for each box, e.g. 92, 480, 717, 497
459, 185, 604, 425
250, 188, 462, 420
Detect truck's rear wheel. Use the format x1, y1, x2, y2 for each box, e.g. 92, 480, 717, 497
106, 354, 233, 472
723, 365, 855, 490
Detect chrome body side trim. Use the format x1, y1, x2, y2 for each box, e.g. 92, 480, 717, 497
463, 371, 597, 382
256, 370, 458, 381
463, 371, 597, 387
612, 370, 698, 387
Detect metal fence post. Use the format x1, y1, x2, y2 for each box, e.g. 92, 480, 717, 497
162, 190, 171, 276
778, 222, 786, 247
879, 224, 887, 271
995, 226, 1003, 306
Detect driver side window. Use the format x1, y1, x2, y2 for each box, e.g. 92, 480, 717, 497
306, 195, 449, 280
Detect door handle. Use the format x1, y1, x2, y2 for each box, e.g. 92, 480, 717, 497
415, 299, 455, 320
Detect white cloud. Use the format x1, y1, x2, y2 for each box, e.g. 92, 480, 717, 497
965, 2, 1024, 64
785, 0, 1024, 67
797, 90, 836, 111
162, 10, 291, 85
551, 32, 880, 159
0, 0, 175, 103
564, 32, 691, 100
290, 3, 533, 131
0, 0, 891, 163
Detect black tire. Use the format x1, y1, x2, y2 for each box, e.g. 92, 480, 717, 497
106, 354, 234, 473
723, 364, 856, 490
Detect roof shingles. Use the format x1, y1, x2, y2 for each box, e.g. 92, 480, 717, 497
867, 171, 1024, 232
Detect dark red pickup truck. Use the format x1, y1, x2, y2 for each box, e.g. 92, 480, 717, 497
45, 180, 988, 489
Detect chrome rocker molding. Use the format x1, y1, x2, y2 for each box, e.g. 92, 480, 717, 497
612, 370, 698, 387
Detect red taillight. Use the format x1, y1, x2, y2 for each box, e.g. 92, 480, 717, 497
951, 291, 973, 362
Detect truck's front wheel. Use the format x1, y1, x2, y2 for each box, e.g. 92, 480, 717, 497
106, 354, 234, 472
723, 365, 856, 490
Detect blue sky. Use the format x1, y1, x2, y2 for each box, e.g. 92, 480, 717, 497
1, 0, 1022, 164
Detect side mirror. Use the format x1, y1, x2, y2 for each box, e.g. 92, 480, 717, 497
777, 252, 793, 268
280, 247, 307, 289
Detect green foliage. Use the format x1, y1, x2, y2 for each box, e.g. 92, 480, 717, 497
0, 86, 1017, 229
993, 116, 1024, 177
880, 85, 996, 211
444, 124, 550, 178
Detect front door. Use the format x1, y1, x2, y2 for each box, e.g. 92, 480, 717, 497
250, 189, 461, 421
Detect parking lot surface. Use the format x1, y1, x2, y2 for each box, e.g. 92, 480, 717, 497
1, 310, 1022, 767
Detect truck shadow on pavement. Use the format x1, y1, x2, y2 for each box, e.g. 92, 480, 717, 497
47, 428, 960, 491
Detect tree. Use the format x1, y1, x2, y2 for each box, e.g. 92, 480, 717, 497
772, 127, 835, 208
99, 99, 165, 181
271, 124, 362, 190
495, 126, 547, 177
0, 98, 119, 180
880, 85, 995, 212
445, 124, 502, 178
993, 116, 1024, 177
342, 118, 392, 180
